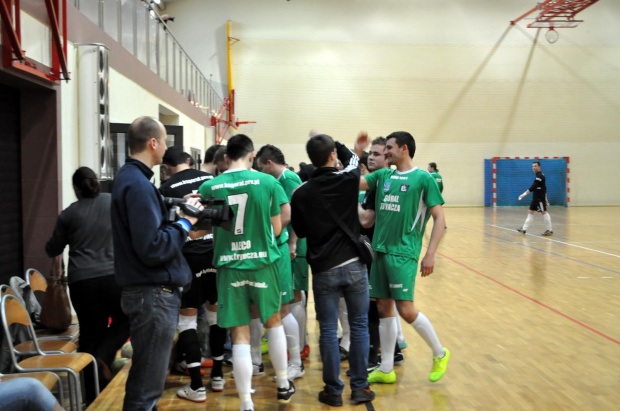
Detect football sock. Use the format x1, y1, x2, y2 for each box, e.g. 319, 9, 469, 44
411, 312, 444, 357
378, 317, 397, 373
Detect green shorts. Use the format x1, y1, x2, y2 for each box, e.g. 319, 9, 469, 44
277, 242, 294, 304
369, 252, 418, 301
216, 263, 282, 328
291, 256, 309, 292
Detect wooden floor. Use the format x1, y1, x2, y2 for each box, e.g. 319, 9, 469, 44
88, 206, 620, 410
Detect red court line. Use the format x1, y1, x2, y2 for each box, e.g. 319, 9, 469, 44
436, 251, 620, 346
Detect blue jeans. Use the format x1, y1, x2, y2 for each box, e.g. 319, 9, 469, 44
121, 285, 181, 410
313, 260, 369, 394
0, 377, 57, 410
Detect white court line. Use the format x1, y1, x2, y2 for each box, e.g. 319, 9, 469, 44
491, 225, 620, 258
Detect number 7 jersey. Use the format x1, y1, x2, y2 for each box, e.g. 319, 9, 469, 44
198, 168, 282, 269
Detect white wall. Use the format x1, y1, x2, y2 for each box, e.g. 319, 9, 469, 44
165, 0, 620, 205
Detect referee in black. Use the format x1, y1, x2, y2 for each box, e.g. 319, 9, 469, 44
517, 161, 553, 236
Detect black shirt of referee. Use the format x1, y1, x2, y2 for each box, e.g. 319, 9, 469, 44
529, 171, 547, 202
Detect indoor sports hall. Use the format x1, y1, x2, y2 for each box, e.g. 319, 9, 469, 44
1, 1, 618, 410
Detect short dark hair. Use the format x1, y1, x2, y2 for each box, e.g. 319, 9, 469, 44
532, 161, 541, 166
306, 134, 335, 167
360, 152, 369, 167
214, 147, 227, 163
386, 131, 416, 158
428, 162, 438, 172
127, 116, 162, 154
204, 144, 224, 163
371, 136, 386, 147
256, 144, 286, 166
182, 152, 195, 167
72, 166, 100, 198
226, 134, 254, 161
162, 147, 186, 166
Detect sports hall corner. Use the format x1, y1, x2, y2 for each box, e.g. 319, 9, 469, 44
1, 0, 619, 410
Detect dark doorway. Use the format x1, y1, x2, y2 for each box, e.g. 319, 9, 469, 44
0, 84, 23, 285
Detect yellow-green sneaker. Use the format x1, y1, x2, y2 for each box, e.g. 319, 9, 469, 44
429, 347, 450, 382
261, 337, 269, 354
367, 368, 396, 384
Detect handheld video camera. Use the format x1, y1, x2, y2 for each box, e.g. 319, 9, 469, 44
164, 197, 233, 231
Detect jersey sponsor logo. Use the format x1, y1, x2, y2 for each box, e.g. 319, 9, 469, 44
403, 289, 409, 292
390, 176, 408, 180
196, 268, 217, 278
211, 179, 261, 191
230, 279, 268, 289
219, 251, 268, 262
231, 240, 252, 251
380, 202, 401, 212
400, 184, 409, 192
389, 283, 403, 288
383, 181, 391, 193
169, 175, 213, 189
384, 194, 399, 203
435, 178, 442, 183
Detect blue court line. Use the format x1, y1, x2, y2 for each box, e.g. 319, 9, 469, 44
470, 227, 620, 276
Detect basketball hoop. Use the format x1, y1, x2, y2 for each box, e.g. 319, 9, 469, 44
545, 27, 559, 43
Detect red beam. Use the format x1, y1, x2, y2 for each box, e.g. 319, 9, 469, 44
44, 0, 69, 80
0, 0, 26, 61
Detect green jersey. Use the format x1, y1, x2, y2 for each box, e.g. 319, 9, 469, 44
275, 181, 290, 246
278, 169, 307, 257
430, 171, 443, 193
198, 168, 282, 269
365, 167, 444, 260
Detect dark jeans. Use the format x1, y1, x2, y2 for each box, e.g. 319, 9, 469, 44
313, 260, 369, 394
121, 285, 181, 411
70, 275, 130, 402
70, 275, 130, 368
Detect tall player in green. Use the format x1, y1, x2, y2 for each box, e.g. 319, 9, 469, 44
198, 135, 296, 409
360, 131, 450, 384
256, 144, 308, 380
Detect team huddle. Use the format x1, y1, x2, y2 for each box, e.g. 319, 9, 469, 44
113, 116, 451, 411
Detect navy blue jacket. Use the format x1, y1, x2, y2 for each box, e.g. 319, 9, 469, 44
111, 158, 191, 288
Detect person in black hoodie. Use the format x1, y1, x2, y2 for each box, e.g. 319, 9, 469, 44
111, 116, 202, 411
290, 134, 375, 407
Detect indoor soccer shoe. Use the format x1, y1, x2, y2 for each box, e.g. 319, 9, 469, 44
175, 361, 206, 376
210, 376, 225, 392
300, 344, 310, 360
517, 227, 526, 234
176, 384, 207, 402
277, 380, 296, 403
429, 347, 451, 382
542, 230, 553, 236
273, 362, 305, 382
367, 368, 396, 384
261, 337, 269, 354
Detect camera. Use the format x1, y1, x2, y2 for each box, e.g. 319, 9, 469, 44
164, 197, 233, 231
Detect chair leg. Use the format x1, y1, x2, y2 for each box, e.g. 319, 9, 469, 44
67, 369, 82, 411
52, 372, 65, 408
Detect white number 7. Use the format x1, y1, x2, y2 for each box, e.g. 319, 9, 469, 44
227, 193, 248, 235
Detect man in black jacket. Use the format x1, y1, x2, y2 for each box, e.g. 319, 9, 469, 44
291, 134, 375, 407
111, 116, 201, 410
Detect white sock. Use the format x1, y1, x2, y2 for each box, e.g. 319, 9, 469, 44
250, 318, 263, 365
290, 299, 307, 348
395, 302, 404, 344
378, 317, 397, 373
411, 312, 444, 357
266, 325, 289, 389
523, 214, 533, 231
232, 344, 253, 408
281, 313, 301, 367
543, 213, 552, 231
338, 297, 350, 351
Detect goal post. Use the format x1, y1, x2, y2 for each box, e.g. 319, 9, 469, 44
487, 157, 570, 207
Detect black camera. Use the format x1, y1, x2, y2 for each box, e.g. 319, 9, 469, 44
164, 197, 233, 231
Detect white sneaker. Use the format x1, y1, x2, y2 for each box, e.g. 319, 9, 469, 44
211, 376, 225, 392
176, 384, 207, 402
273, 363, 305, 382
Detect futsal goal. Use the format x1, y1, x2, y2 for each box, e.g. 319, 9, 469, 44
484, 157, 570, 207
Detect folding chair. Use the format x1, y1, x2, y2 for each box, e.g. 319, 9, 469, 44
1, 294, 99, 411
0, 285, 77, 354
24, 268, 80, 341
0, 371, 65, 407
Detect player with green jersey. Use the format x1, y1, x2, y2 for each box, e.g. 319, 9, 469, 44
360, 131, 450, 386
256, 144, 307, 380
198, 135, 296, 409
427, 162, 443, 193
